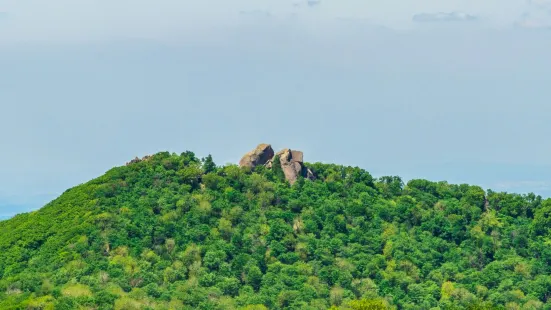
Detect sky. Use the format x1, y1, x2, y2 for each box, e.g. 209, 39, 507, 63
1, 0, 551, 219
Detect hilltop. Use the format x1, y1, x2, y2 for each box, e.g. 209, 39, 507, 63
1, 146, 550, 310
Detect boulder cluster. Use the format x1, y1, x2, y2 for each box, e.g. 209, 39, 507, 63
125, 155, 153, 166
239, 144, 314, 184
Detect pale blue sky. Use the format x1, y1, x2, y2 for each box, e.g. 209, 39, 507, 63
1, 0, 551, 219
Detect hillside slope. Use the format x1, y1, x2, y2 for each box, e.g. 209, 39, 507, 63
1, 151, 551, 310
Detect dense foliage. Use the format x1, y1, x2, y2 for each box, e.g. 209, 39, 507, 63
1, 151, 551, 309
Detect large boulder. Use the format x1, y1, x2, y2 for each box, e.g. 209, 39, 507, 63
239, 144, 275, 168
276, 148, 305, 185
239, 144, 315, 185
290, 150, 303, 163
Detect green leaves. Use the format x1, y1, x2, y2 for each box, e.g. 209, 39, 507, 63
1, 150, 550, 309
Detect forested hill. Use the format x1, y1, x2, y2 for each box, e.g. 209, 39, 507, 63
1, 151, 551, 310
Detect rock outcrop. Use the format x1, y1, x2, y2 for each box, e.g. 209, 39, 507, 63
239, 144, 315, 184
126, 155, 153, 166
238, 143, 275, 168
275, 149, 304, 185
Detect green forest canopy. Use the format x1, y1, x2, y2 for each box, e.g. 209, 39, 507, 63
1, 151, 551, 309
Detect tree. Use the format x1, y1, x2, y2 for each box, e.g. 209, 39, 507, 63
271, 155, 285, 181
348, 299, 389, 310
376, 176, 403, 198
2, 150, 551, 309
533, 199, 551, 235
203, 154, 217, 174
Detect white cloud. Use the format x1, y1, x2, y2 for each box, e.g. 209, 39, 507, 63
413, 12, 477, 22
0, 0, 546, 43
307, 0, 321, 7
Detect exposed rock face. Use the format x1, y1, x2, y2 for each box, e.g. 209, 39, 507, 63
239, 144, 315, 184
126, 155, 153, 166
239, 144, 275, 168
276, 149, 304, 185
290, 151, 303, 163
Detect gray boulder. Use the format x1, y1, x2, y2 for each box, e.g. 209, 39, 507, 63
239, 144, 275, 168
